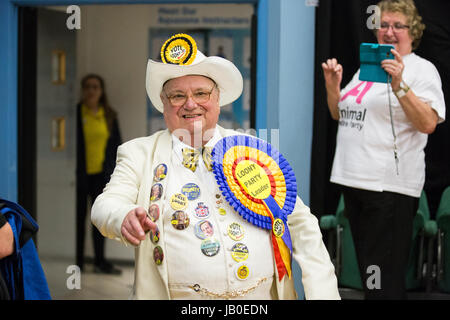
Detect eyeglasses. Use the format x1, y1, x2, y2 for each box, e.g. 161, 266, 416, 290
379, 22, 410, 32
164, 84, 217, 107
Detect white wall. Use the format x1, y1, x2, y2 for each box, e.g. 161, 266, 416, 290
77, 3, 254, 142
77, 5, 149, 142
76, 3, 253, 261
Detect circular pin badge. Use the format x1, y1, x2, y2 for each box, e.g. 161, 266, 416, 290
218, 208, 227, 216
148, 204, 160, 222
171, 210, 190, 230
170, 193, 188, 211
153, 246, 164, 265
194, 220, 214, 240
194, 202, 210, 219
231, 243, 249, 262
235, 263, 250, 281
150, 183, 163, 202
227, 222, 245, 241
150, 226, 160, 244
215, 193, 221, 199
161, 33, 197, 65
153, 163, 168, 182
272, 218, 285, 238
181, 183, 201, 201
200, 238, 220, 257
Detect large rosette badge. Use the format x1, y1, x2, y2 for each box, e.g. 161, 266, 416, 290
212, 135, 297, 280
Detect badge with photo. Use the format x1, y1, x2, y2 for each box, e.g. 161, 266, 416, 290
194, 220, 214, 240
153, 163, 167, 182
171, 210, 190, 230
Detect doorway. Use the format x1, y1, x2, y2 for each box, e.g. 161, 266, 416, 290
18, 1, 256, 266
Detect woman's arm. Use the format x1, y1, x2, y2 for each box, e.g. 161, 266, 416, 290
321, 58, 343, 120
395, 89, 438, 134
382, 49, 439, 134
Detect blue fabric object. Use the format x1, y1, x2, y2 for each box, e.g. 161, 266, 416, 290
0, 198, 51, 300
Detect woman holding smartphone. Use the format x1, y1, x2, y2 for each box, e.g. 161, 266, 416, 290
321, 0, 445, 299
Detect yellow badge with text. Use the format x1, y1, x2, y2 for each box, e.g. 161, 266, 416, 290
161, 33, 197, 65
170, 193, 188, 211
272, 218, 285, 238
235, 160, 271, 199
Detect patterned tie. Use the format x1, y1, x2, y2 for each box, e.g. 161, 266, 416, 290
202, 147, 213, 172
182, 147, 213, 172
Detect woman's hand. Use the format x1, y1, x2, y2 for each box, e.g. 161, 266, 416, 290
381, 49, 404, 91
382, 49, 439, 134
321, 58, 343, 120
322, 58, 343, 92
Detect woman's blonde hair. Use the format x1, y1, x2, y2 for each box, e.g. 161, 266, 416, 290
376, 0, 426, 50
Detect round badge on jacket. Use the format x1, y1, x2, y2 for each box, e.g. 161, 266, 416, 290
153, 246, 164, 265
194, 202, 210, 219
181, 183, 201, 201
235, 263, 250, 281
231, 243, 249, 262
200, 238, 220, 257
148, 204, 160, 222
227, 222, 245, 241
150, 183, 163, 202
150, 226, 160, 244
153, 163, 167, 182
272, 218, 285, 238
171, 210, 190, 230
194, 220, 214, 240
170, 193, 188, 210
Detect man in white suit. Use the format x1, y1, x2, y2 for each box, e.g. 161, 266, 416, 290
91, 34, 340, 300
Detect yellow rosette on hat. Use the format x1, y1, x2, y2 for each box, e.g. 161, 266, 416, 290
160, 33, 197, 65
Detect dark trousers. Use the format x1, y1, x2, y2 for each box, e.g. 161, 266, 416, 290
342, 186, 419, 300
76, 173, 106, 269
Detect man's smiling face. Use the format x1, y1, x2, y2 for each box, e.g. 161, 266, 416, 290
161, 75, 220, 146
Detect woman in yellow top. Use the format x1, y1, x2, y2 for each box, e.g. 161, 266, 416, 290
76, 74, 122, 274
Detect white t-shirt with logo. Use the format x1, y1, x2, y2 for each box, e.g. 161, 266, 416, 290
330, 52, 446, 198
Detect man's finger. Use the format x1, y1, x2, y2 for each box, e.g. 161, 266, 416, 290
129, 213, 146, 239
122, 227, 141, 246
143, 218, 158, 234
135, 207, 148, 221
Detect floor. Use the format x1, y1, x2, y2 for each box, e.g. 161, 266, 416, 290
40, 256, 135, 300
40, 256, 450, 300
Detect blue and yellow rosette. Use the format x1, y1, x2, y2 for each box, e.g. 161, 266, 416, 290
212, 135, 297, 281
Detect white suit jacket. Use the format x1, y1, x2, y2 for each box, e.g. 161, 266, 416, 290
91, 126, 340, 300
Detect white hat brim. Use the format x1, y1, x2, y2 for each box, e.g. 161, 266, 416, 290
146, 56, 243, 113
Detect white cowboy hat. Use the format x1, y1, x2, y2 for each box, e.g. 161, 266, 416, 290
146, 35, 243, 113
